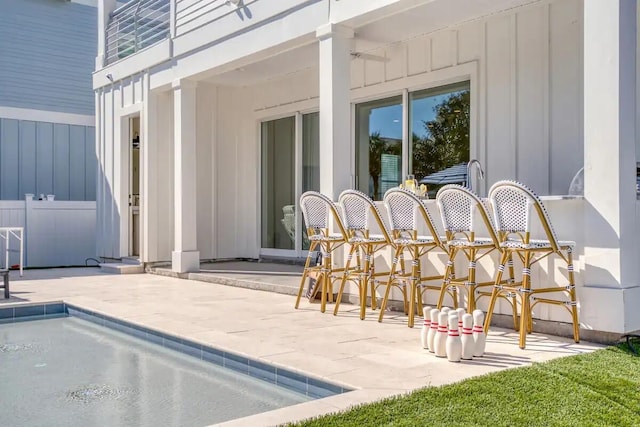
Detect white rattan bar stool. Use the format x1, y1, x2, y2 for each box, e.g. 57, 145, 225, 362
436, 184, 517, 323
378, 188, 448, 328
295, 191, 349, 313
334, 190, 394, 320
484, 180, 580, 349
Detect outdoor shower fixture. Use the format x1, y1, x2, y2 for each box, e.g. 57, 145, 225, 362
466, 159, 485, 194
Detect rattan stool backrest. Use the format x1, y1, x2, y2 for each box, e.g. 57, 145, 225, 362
338, 189, 392, 244
488, 180, 561, 250
299, 191, 348, 239
383, 187, 443, 245
436, 184, 499, 245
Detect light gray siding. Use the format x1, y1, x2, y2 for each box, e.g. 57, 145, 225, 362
0, 118, 96, 201
0, 0, 96, 115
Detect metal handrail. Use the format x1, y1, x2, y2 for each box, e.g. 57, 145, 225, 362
105, 0, 170, 65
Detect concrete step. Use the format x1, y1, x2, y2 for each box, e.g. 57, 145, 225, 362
99, 262, 144, 274
121, 257, 141, 265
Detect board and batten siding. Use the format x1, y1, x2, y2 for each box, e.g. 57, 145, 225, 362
95, 72, 157, 260
0, 0, 96, 116
0, 118, 96, 201
245, 0, 582, 197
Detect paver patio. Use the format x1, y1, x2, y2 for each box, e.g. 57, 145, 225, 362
1, 268, 601, 426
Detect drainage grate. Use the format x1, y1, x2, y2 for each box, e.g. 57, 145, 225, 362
0, 343, 41, 353
67, 384, 132, 403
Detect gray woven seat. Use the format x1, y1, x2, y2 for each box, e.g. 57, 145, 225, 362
500, 238, 576, 250
484, 180, 580, 349
347, 235, 387, 243
447, 237, 495, 247
392, 236, 439, 245
308, 234, 345, 242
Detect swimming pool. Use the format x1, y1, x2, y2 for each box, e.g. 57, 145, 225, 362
0, 304, 347, 426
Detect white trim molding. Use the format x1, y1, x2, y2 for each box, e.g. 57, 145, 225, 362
0, 106, 95, 127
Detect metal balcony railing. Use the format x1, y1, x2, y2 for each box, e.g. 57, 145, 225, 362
105, 0, 170, 65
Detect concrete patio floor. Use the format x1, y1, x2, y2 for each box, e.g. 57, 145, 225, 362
2, 267, 602, 427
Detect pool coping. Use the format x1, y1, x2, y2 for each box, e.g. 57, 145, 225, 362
0, 301, 352, 401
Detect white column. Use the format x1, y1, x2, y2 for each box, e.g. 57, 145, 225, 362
172, 79, 200, 272
582, 0, 639, 333
316, 24, 354, 200
97, 0, 118, 69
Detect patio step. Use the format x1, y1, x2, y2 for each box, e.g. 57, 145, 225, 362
99, 262, 144, 274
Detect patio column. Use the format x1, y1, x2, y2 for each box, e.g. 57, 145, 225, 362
171, 79, 200, 273
317, 24, 354, 200
582, 0, 638, 332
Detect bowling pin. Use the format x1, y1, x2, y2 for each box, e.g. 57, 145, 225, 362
472, 309, 487, 357
461, 313, 474, 360
434, 311, 449, 358
446, 315, 462, 362
421, 306, 431, 349
456, 308, 465, 331
427, 308, 439, 353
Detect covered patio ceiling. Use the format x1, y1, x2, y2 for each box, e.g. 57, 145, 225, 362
203, 0, 538, 87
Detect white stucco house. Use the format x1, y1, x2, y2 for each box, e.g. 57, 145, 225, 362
93, 0, 640, 338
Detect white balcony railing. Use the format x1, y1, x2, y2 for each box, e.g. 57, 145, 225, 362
105, 0, 171, 65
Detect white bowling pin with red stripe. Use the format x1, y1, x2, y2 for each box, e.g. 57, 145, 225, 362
427, 308, 439, 353
461, 313, 474, 360
446, 315, 462, 362
421, 306, 431, 349
434, 311, 449, 358
456, 308, 465, 332
472, 309, 487, 357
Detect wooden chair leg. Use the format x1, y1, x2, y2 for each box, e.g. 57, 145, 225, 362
360, 250, 371, 320
518, 252, 532, 349
378, 246, 401, 323
295, 242, 318, 309
507, 254, 519, 331
334, 245, 356, 316
320, 245, 331, 313
567, 251, 580, 343
467, 249, 477, 312
370, 252, 378, 311
483, 251, 509, 334
437, 248, 457, 309
407, 247, 419, 328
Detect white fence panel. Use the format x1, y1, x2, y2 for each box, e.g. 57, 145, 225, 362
0, 198, 96, 268
0, 201, 26, 268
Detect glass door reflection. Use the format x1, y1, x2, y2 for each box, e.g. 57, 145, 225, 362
355, 96, 403, 200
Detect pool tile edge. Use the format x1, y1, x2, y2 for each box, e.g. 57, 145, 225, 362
3, 301, 351, 400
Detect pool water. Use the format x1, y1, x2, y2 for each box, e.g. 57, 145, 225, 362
0, 317, 311, 427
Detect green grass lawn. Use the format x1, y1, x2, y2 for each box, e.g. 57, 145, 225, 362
291, 343, 640, 427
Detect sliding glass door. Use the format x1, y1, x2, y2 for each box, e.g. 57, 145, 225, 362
261, 112, 319, 256
261, 117, 295, 250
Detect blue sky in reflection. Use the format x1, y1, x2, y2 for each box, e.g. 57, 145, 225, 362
369, 93, 459, 139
